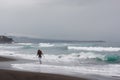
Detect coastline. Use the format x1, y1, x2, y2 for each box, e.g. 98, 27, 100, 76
0, 56, 87, 80
0, 69, 86, 80
0, 56, 15, 61
0, 56, 118, 80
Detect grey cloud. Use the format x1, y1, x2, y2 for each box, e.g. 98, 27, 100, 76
0, 0, 120, 41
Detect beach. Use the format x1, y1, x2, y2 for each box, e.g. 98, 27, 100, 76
0, 42, 120, 80
0, 56, 15, 61
0, 56, 87, 80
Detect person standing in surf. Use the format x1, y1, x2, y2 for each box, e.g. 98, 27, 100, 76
37, 49, 43, 64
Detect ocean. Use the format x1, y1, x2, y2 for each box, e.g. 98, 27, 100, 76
0, 38, 120, 78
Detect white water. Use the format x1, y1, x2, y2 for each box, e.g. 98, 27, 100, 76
0, 42, 120, 78
11, 63, 120, 77
39, 43, 55, 47
0, 49, 105, 62
68, 46, 120, 52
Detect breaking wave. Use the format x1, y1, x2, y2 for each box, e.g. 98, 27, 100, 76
11, 63, 120, 77
104, 54, 120, 62
17, 43, 33, 46
39, 43, 55, 47
68, 46, 120, 52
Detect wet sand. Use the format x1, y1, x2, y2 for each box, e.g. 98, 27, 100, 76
0, 56, 15, 61
0, 69, 87, 80
0, 56, 87, 80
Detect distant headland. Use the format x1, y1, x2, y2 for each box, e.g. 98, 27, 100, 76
10, 36, 105, 43
0, 35, 13, 43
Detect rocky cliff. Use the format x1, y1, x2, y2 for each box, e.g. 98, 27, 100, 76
0, 36, 13, 43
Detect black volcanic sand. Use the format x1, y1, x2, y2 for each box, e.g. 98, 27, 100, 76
0, 56, 15, 61
0, 56, 88, 80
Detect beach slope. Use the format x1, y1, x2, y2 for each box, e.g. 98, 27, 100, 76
0, 56, 87, 80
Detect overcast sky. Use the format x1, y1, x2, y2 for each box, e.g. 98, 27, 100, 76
0, 0, 120, 41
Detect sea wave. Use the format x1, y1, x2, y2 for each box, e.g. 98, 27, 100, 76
41, 52, 105, 64
43, 52, 120, 63
39, 43, 55, 47
0, 45, 35, 50
17, 43, 33, 45
0, 49, 119, 64
11, 63, 120, 77
21, 45, 35, 49
0, 50, 15, 56
104, 54, 120, 62
68, 46, 120, 52
0, 50, 37, 60
0, 45, 23, 49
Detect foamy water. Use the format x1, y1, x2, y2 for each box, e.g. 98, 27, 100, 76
0, 42, 120, 77
39, 43, 55, 47
68, 46, 120, 52
11, 63, 120, 77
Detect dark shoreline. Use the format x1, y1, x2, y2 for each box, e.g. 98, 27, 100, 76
0, 56, 87, 80
0, 56, 15, 61
0, 69, 87, 80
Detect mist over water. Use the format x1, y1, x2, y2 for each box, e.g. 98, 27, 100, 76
0, 39, 120, 77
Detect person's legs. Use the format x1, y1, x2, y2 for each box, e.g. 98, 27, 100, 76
39, 57, 42, 64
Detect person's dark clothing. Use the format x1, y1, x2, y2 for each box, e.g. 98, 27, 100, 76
37, 50, 42, 58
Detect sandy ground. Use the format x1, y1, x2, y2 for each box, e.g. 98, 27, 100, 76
0, 56, 87, 80
0, 56, 15, 61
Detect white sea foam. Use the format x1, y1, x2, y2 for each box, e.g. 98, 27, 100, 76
0, 50, 15, 56
48, 52, 104, 61
0, 45, 23, 49
0, 49, 104, 63
0, 50, 37, 60
13, 53, 37, 60
11, 63, 120, 77
17, 43, 33, 45
0, 48, 105, 65
68, 46, 120, 52
39, 43, 54, 47
73, 52, 104, 59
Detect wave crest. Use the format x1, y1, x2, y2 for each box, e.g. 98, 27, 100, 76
68, 46, 120, 52
39, 43, 55, 47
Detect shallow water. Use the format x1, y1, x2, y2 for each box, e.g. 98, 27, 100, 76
0, 41, 120, 78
